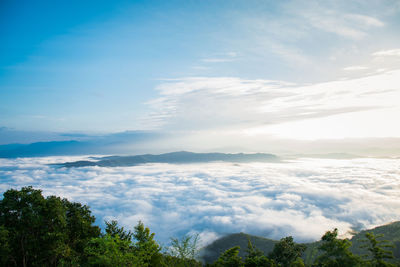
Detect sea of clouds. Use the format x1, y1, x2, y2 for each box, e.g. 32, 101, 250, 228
1, 156, 400, 246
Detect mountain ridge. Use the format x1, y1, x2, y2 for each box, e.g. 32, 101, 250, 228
56, 151, 280, 167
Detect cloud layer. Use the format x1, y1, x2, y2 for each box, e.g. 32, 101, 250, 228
1, 156, 400, 246
146, 69, 400, 140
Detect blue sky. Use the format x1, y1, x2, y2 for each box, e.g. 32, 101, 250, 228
1, 0, 400, 149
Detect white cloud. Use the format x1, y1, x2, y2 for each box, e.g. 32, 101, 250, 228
310, 18, 367, 39
290, 5, 385, 40
372, 49, 400, 57
146, 69, 400, 139
343, 66, 369, 71
1, 156, 400, 245
344, 14, 384, 28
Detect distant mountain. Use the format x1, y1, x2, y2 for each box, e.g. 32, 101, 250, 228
57, 151, 279, 167
0, 131, 164, 158
0, 141, 97, 158
201, 221, 400, 264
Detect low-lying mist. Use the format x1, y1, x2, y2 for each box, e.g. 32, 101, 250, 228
1, 156, 399, 246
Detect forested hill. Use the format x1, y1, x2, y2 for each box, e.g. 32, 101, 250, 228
57, 151, 279, 167
201, 233, 278, 263
201, 221, 400, 264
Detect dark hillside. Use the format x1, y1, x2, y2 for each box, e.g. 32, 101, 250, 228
350, 221, 400, 259
58, 151, 279, 167
201, 233, 277, 263
201, 222, 400, 264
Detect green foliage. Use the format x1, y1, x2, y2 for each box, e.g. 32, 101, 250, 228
349, 222, 400, 263
84, 234, 138, 266
210, 239, 306, 267
105, 219, 133, 241
0, 186, 67, 266
202, 232, 277, 264
0, 186, 203, 267
244, 239, 276, 267
132, 220, 163, 266
314, 228, 362, 267
84, 221, 203, 267
162, 254, 203, 267
268, 236, 306, 267
62, 199, 101, 263
291, 257, 306, 267
0, 225, 11, 266
211, 246, 244, 267
360, 232, 396, 267
0, 186, 100, 266
170, 233, 200, 261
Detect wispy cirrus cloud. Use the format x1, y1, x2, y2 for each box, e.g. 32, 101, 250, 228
283, 1, 385, 40
343, 66, 369, 71
145, 69, 400, 140
303, 12, 383, 40
372, 49, 400, 57
345, 13, 384, 27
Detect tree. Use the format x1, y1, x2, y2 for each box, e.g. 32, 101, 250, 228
314, 228, 362, 267
84, 234, 138, 266
90, 220, 203, 267
291, 257, 306, 267
360, 232, 396, 267
0, 225, 11, 266
211, 246, 244, 267
169, 233, 200, 261
268, 236, 306, 267
244, 239, 276, 267
162, 254, 203, 267
0, 187, 67, 266
63, 199, 101, 264
1, 187, 205, 266
105, 220, 133, 241
132, 221, 163, 266
0, 186, 100, 266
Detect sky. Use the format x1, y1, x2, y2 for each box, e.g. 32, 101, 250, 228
1, 0, 400, 152
2, 0, 400, 247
